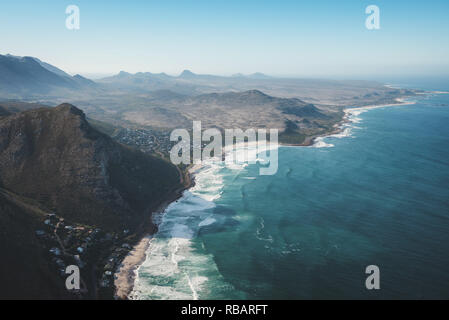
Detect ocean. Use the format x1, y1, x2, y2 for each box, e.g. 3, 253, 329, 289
131, 83, 449, 299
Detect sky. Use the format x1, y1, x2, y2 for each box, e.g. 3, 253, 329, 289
1, 0, 449, 79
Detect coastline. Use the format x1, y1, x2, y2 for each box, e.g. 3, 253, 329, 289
112, 95, 422, 300
281, 97, 417, 148
113, 166, 195, 300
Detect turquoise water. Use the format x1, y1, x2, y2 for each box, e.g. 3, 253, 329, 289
132, 90, 449, 300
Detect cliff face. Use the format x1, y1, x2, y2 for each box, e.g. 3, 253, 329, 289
0, 103, 181, 230
0, 104, 182, 298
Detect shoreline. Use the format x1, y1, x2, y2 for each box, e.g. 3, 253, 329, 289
112, 95, 423, 300
113, 166, 195, 300
281, 97, 417, 148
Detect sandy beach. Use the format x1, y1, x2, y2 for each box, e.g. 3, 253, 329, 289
114, 235, 151, 299
114, 195, 189, 300
343, 97, 416, 114
112, 97, 421, 300
114, 164, 195, 300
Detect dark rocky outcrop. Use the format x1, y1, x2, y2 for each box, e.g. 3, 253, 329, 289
0, 103, 181, 230
0, 103, 182, 298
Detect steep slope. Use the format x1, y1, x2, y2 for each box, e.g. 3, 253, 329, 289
0, 55, 73, 93
73, 74, 98, 87
0, 104, 183, 298
0, 189, 72, 299
0, 103, 181, 230
178, 69, 197, 79
0, 54, 98, 97
30, 56, 72, 78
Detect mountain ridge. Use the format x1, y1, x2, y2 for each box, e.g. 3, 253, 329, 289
0, 103, 181, 229
0, 54, 97, 97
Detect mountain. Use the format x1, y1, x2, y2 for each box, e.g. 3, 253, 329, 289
117, 88, 335, 144
277, 103, 328, 118
187, 89, 275, 105
0, 189, 74, 299
0, 54, 97, 98
0, 104, 182, 298
178, 69, 197, 78
102, 71, 173, 82
97, 69, 228, 94
99, 71, 176, 92
185, 90, 327, 119
73, 74, 97, 87
0, 103, 181, 229
247, 72, 271, 79
230, 72, 271, 79
0, 54, 73, 92
4, 54, 72, 78
1, 53, 414, 110
30, 56, 72, 78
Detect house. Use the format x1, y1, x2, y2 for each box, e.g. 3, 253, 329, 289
49, 247, 61, 256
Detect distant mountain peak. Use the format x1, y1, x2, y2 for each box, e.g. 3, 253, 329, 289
5, 53, 22, 59
54, 103, 86, 117
55, 102, 80, 110
4, 54, 72, 78
248, 72, 271, 79
72, 74, 96, 86
244, 89, 268, 96
118, 70, 131, 77
179, 69, 196, 78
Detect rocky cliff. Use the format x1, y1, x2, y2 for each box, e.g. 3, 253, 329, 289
0, 104, 182, 298
0, 103, 181, 230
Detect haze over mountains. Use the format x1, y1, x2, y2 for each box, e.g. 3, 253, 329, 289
0, 54, 97, 97
1, 53, 414, 102
0, 53, 419, 299
0, 53, 417, 145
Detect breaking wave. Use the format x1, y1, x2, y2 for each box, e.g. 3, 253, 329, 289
130, 142, 277, 300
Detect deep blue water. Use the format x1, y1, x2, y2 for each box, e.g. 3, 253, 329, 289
133, 89, 449, 300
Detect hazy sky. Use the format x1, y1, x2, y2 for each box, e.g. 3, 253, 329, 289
1, 0, 449, 78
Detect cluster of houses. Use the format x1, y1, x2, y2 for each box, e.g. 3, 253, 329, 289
114, 127, 174, 156
35, 212, 134, 291
115, 128, 156, 153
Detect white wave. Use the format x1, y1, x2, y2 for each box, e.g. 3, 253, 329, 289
131, 147, 246, 300
190, 161, 225, 202
255, 218, 274, 243
185, 273, 208, 300
223, 139, 279, 171
198, 217, 216, 227
312, 137, 334, 148
310, 98, 415, 148
132, 139, 280, 300
329, 127, 352, 139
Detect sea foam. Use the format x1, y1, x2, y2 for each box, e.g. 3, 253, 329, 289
131, 143, 264, 300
